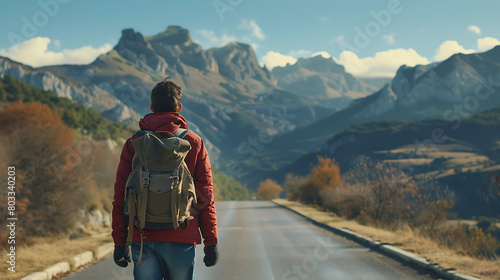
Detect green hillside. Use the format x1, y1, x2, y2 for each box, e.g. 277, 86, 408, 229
0, 75, 132, 140
213, 170, 253, 200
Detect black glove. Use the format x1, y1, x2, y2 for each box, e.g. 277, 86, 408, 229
203, 244, 219, 267
113, 245, 131, 268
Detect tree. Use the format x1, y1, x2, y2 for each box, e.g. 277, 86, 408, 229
301, 156, 343, 205
257, 179, 283, 200
310, 157, 342, 188
0, 101, 91, 236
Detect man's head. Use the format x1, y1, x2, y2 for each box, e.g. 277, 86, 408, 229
150, 77, 182, 113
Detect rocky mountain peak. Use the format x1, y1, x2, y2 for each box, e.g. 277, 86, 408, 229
113, 28, 166, 73
295, 55, 345, 74
147, 25, 193, 46
116, 29, 148, 49
208, 41, 270, 83
215, 41, 254, 59
272, 54, 377, 101
225, 41, 251, 49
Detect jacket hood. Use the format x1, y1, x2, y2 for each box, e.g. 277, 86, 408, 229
138, 112, 188, 132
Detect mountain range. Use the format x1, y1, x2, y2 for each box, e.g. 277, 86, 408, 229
246, 46, 500, 179
0, 25, 377, 161
238, 47, 500, 218
272, 55, 377, 106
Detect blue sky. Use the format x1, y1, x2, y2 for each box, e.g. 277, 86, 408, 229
1, 0, 499, 77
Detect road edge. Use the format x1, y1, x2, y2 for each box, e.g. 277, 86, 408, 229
272, 199, 481, 280
20, 243, 114, 280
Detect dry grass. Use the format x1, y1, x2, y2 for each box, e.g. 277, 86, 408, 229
383, 158, 434, 166
274, 198, 500, 280
483, 164, 500, 172
428, 152, 483, 158
444, 156, 490, 167
0, 233, 112, 280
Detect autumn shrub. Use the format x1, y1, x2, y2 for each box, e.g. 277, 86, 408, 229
432, 224, 500, 258
0, 101, 91, 238
325, 159, 424, 228
285, 156, 342, 205
257, 179, 283, 200
321, 183, 366, 219
287, 155, 499, 258
313, 157, 454, 231
409, 186, 456, 233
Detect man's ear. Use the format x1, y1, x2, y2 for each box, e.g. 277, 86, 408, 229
178, 103, 183, 112
150, 104, 154, 113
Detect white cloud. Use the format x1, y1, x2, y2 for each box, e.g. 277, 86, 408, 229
477, 37, 500, 52
467, 25, 481, 35
262, 48, 428, 77
434, 40, 475, 61
383, 34, 395, 44
238, 19, 265, 40
0, 37, 112, 68
262, 51, 297, 69
338, 48, 430, 78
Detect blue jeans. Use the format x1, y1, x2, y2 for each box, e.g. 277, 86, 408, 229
131, 241, 195, 280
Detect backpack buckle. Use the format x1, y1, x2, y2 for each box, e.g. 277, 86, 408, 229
142, 177, 150, 188
142, 170, 151, 188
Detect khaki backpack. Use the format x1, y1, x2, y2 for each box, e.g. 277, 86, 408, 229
124, 129, 197, 266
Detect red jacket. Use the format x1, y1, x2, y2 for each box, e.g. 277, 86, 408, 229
112, 112, 218, 247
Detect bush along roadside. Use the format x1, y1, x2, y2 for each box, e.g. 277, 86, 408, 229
283, 156, 500, 259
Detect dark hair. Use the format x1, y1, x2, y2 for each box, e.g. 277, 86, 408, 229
151, 77, 182, 112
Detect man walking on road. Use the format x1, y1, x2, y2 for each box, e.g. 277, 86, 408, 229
111, 77, 219, 279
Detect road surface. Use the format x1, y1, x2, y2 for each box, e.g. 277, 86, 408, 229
63, 201, 441, 280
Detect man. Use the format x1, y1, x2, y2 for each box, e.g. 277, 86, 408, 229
112, 77, 218, 279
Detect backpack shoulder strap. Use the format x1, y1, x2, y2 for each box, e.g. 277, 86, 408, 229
173, 128, 191, 139
130, 130, 153, 141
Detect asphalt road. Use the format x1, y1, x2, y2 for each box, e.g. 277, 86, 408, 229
63, 201, 442, 280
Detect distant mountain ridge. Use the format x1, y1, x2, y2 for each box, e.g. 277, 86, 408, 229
273, 55, 377, 102
351, 46, 500, 120
241, 46, 500, 184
